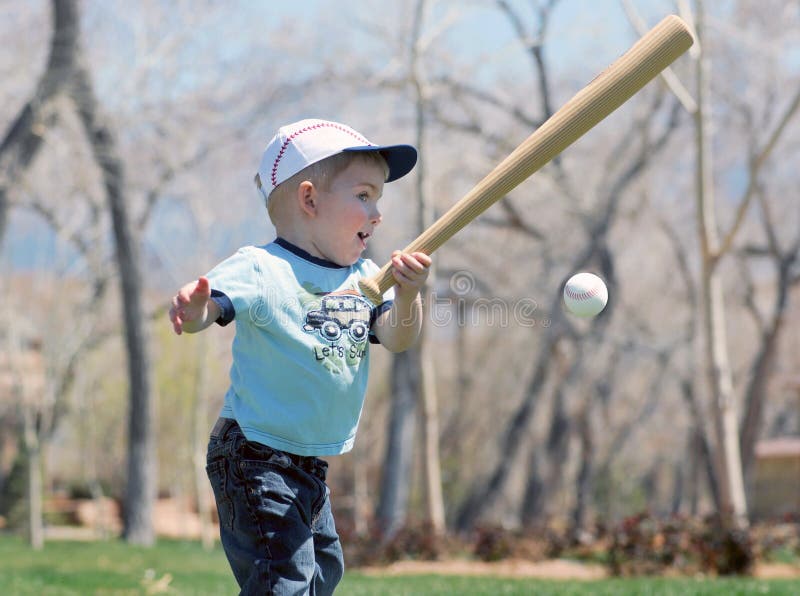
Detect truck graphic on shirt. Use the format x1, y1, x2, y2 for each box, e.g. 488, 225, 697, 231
303, 290, 372, 343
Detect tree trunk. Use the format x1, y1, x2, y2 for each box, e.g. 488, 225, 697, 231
408, 0, 445, 536
521, 451, 545, 527
419, 335, 445, 534
687, 430, 700, 515
739, 260, 793, 485
456, 331, 554, 530
569, 403, 594, 541
191, 335, 214, 550
521, 343, 572, 526
680, 378, 720, 510
70, 47, 155, 543
694, 0, 747, 524
0, 0, 78, 249
376, 349, 420, 538
670, 457, 684, 515
352, 447, 369, 536
23, 409, 43, 550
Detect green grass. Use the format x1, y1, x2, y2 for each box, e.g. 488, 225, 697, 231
0, 534, 798, 595
341, 574, 800, 595
0, 535, 235, 594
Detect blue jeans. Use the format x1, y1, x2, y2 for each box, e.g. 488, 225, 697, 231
206, 418, 344, 595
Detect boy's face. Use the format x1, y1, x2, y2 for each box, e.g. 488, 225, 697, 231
310, 159, 386, 266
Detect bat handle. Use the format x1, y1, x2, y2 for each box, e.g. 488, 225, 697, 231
360, 236, 433, 303
359, 262, 396, 304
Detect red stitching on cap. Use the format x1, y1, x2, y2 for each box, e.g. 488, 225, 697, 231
270, 122, 373, 187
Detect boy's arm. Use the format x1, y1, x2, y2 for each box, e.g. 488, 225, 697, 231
372, 252, 431, 352
169, 276, 221, 335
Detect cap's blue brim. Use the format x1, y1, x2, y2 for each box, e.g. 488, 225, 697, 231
344, 144, 418, 183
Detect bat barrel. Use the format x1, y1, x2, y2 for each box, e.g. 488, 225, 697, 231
360, 15, 694, 304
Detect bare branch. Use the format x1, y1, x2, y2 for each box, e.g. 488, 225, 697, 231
599, 88, 667, 191
430, 75, 543, 130
136, 144, 211, 231
716, 83, 800, 259
735, 250, 766, 334
495, 0, 578, 200
621, 0, 698, 114
755, 184, 781, 258
478, 196, 545, 240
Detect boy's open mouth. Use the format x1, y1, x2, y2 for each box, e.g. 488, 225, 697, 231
357, 232, 370, 242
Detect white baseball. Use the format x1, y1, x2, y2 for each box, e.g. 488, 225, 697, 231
563, 272, 608, 318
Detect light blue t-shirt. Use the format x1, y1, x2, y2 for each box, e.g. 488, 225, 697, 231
206, 239, 393, 456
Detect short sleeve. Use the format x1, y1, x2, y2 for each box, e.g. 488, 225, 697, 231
368, 300, 394, 344
205, 248, 262, 322
210, 290, 235, 326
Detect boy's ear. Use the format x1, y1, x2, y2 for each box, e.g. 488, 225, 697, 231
297, 181, 317, 217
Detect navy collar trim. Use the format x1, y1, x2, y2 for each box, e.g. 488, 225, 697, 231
273, 237, 347, 269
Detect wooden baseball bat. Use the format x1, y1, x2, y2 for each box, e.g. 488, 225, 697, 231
359, 14, 693, 303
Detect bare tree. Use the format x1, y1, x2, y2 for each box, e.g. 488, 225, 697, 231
453, 0, 685, 529
0, 0, 77, 250
692, 0, 749, 523
0, 0, 118, 548
75, 96, 151, 541
656, 213, 720, 512
620, 0, 800, 525
738, 187, 800, 483
370, 0, 447, 538
2, 327, 45, 549
376, 350, 420, 536
408, 0, 446, 536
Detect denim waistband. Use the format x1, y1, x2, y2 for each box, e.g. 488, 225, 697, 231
209, 417, 328, 482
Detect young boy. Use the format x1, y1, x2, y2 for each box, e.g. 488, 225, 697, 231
168, 119, 431, 595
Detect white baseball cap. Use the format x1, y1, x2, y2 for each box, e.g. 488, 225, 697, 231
255, 118, 417, 202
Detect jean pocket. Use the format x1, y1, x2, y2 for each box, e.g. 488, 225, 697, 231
206, 459, 234, 531
241, 439, 280, 460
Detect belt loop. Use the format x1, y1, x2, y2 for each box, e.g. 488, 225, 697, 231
313, 458, 328, 482
211, 417, 238, 440
210, 417, 228, 439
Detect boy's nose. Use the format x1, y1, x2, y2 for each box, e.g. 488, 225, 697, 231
371, 207, 382, 225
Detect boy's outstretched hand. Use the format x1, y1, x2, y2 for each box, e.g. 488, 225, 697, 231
169, 276, 212, 335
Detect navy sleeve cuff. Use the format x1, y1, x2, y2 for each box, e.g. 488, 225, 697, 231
368, 300, 394, 344
210, 289, 235, 326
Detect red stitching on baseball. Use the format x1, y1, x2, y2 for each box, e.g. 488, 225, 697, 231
566, 286, 600, 301
270, 123, 373, 187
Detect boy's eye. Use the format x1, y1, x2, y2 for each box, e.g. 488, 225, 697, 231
357, 192, 370, 202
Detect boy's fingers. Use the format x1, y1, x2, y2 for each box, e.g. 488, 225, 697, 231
411, 252, 432, 266
392, 251, 431, 272
393, 253, 429, 276
188, 276, 211, 306
392, 268, 412, 286
170, 309, 183, 335
402, 256, 425, 273
194, 276, 210, 296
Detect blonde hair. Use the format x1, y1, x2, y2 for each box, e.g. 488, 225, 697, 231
258, 151, 389, 224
